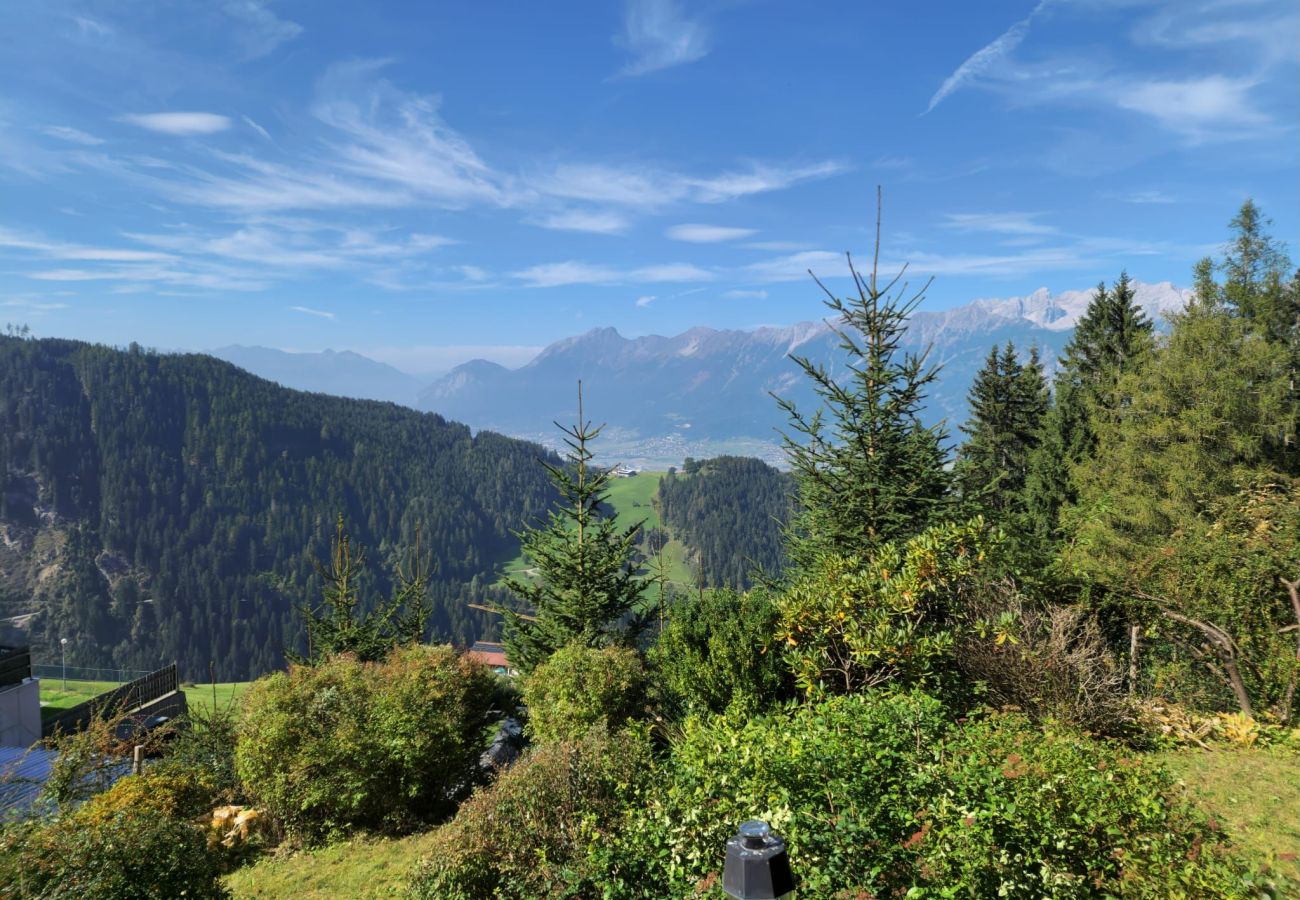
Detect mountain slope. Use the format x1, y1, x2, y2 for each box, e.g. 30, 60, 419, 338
418, 281, 1191, 451
0, 336, 556, 680
210, 345, 424, 407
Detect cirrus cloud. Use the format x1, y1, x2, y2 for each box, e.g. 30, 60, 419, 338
121, 112, 232, 135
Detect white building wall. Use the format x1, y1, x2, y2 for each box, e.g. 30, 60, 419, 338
0, 678, 42, 748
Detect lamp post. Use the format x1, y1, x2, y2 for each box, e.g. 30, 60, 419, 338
722, 820, 795, 899
60, 637, 68, 691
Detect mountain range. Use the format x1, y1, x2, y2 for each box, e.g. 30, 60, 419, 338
218, 281, 1192, 466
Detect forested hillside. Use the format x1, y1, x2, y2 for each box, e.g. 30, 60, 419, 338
0, 337, 557, 679
657, 456, 792, 588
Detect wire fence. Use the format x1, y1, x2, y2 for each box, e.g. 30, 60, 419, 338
31, 663, 152, 685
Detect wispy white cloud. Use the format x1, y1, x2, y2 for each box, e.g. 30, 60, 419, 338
38, 125, 104, 145
689, 162, 847, 203
310, 60, 508, 208
1105, 189, 1177, 204
533, 209, 630, 234
0, 227, 172, 262
70, 15, 112, 38
26, 265, 266, 291
1114, 75, 1269, 139
745, 250, 842, 282
541, 160, 844, 210
224, 1, 303, 59
616, 0, 710, 77
723, 289, 768, 299
941, 211, 1058, 236
926, 0, 1053, 113
1133, 2, 1300, 65
514, 261, 621, 288
122, 112, 232, 136
635, 294, 656, 307
634, 263, 714, 282
1, 297, 69, 311
126, 222, 452, 270
514, 260, 714, 288
666, 223, 757, 243
242, 115, 272, 141
290, 305, 335, 319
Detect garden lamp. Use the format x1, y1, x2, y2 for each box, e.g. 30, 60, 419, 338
722, 819, 795, 899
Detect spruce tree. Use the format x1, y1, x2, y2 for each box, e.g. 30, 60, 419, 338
1023, 272, 1153, 543
501, 387, 648, 674
1194, 199, 1298, 471
777, 192, 949, 565
292, 515, 432, 664
955, 342, 1048, 523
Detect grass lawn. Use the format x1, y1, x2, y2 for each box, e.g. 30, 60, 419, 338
1157, 747, 1300, 879
181, 681, 250, 714
38, 679, 124, 722
38, 678, 250, 722
224, 830, 438, 899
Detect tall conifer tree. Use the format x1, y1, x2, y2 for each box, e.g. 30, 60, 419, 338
1023, 272, 1153, 544
955, 341, 1048, 523
501, 387, 648, 674
777, 191, 949, 565
1194, 199, 1298, 471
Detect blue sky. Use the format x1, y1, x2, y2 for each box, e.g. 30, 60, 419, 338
1, 0, 1296, 374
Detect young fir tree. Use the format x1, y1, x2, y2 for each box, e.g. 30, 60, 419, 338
1023, 272, 1153, 544
501, 387, 648, 674
777, 191, 949, 566
292, 515, 432, 664
955, 342, 1048, 523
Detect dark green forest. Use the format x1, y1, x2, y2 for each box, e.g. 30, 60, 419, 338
0, 337, 557, 679
656, 456, 792, 589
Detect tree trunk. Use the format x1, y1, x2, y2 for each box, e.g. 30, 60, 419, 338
1280, 577, 1300, 722
1160, 607, 1254, 719
1128, 624, 1141, 698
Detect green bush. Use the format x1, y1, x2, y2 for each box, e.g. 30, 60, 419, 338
775, 520, 999, 697
150, 703, 245, 808
409, 725, 653, 899
649, 588, 791, 719
915, 713, 1272, 898
0, 806, 226, 899
235, 644, 500, 841
594, 691, 950, 897
521, 643, 646, 743
589, 694, 1269, 898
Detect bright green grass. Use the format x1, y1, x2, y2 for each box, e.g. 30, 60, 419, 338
603, 474, 663, 530
1158, 747, 1300, 879
181, 681, 250, 714
38, 678, 249, 723
497, 471, 697, 595
38, 679, 124, 722
224, 830, 439, 899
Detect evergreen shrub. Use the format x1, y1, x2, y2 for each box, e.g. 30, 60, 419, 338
522, 643, 646, 743
649, 588, 790, 719
587, 695, 1269, 898
235, 644, 499, 841
0, 805, 226, 900
408, 725, 652, 899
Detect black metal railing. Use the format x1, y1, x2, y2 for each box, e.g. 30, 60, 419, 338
41, 663, 179, 737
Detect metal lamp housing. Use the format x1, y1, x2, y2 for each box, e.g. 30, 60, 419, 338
722, 820, 795, 899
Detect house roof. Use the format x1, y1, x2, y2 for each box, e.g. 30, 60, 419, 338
467, 641, 510, 669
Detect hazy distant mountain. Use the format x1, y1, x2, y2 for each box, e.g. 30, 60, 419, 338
210, 345, 423, 407
417, 281, 1192, 449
